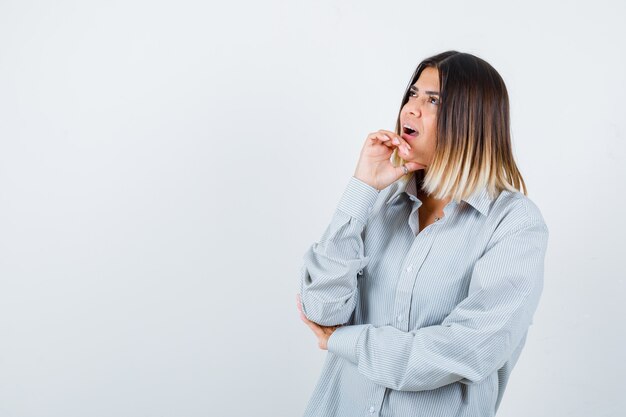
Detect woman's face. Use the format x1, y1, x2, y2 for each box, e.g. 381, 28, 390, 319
400, 66, 441, 171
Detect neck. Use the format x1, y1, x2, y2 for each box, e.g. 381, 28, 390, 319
416, 188, 452, 210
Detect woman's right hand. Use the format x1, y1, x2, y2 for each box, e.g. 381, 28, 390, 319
353, 129, 426, 191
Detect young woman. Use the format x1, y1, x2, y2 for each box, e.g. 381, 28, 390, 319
296, 51, 549, 417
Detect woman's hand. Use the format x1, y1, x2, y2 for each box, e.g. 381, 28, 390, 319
296, 293, 341, 350
353, 129, 426, 191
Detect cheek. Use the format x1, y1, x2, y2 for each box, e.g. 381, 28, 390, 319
424, 115, 438, 130
423, 120, 438, 144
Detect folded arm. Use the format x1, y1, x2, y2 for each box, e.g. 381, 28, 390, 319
299, 176, 380, 326
327, 219, 549, 391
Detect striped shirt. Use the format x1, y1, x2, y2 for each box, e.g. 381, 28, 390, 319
299, 173, 549, 417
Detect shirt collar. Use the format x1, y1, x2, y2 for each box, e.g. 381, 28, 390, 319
384, 173, 494, 217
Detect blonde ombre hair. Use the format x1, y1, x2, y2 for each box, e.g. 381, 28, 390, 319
392, 51, 527, 202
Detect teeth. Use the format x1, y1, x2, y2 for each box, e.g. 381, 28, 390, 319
403, 124, 417, 134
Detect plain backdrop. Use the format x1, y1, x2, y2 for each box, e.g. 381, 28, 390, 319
0, 1, 624, 416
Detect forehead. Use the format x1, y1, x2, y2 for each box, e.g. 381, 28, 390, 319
412, 67, 439, 89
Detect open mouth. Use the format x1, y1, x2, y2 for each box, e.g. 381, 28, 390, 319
402, 124, 418, 137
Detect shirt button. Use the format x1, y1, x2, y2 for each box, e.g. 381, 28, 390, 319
369, 406, 376, 413
406, 265, 413, 272
397, 314, 403, 322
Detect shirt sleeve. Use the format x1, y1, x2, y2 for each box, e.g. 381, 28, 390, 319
299, 176, 380, 327
326, 219, 549, 391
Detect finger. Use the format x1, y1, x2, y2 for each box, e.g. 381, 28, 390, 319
367, 131, 391, 141
396, 161, 425, 176
296, 298, 311, 323
378, 129, 411, 151
299, 307, 310, 323
303, 317, 323, 337
376, 132, 405, 153
369, 137, 395, 149
298, 310, 323, 332
296, 298, 305, 317
300, 312, 309, 323
367, 132, 396, 148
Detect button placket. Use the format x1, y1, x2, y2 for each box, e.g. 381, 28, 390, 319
395, 227, 438, 332
365, 386, 386, 416
394, 262, 414, 328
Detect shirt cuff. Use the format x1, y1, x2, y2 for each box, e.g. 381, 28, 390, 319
327, 324, 370, 365
336, 177, 380, 226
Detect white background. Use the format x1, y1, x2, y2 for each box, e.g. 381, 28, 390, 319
0, 1, 624, 416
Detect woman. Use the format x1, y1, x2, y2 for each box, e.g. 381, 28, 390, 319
296, 51, 549, 417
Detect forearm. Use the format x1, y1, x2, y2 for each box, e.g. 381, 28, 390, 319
327, 220, 548, 391
299, 176, 379, 326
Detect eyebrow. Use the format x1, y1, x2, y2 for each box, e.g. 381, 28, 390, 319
410, 86, 440, 96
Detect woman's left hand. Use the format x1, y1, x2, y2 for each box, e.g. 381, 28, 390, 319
296, 293, 341, 350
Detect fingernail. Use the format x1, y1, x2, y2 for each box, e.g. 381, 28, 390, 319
392, 138, 400, 145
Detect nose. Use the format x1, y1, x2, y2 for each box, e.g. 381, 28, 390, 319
405, 99, 422, 117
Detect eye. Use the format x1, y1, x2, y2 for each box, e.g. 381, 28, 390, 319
429, 96, 439, 105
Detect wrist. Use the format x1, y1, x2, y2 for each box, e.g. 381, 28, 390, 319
352, 174, 379, 191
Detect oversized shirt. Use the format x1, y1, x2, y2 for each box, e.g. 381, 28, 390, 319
299, 173, 549, 417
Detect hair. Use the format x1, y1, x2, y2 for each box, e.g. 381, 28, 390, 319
391, 50, 527, 202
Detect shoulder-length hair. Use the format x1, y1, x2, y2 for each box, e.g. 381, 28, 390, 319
391, 51, 527, 202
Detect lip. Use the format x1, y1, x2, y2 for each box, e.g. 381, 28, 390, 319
401, 132, 418, 142
402, 121, 419, 135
